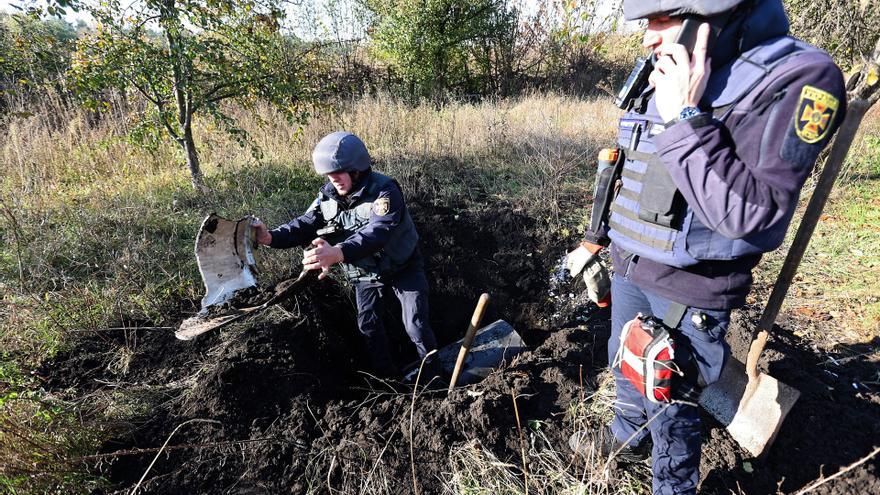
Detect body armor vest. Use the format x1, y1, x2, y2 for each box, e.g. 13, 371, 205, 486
319, 172, 419, 282
606, 36, 828, 268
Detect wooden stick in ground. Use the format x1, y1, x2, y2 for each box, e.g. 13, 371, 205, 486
448, 293, 490, 391
746, 98, 871, 381
511, 390, 529, 494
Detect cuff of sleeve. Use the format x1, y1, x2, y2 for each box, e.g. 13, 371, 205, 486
684, 113, 713, 129
268, 230, 283, 249
579, 240, 604, 255
655, 116, 710, 152
338, 243, 357, 262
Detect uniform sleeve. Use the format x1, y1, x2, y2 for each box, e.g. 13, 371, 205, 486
268, 196, 324, 249
337, 182, 405, 262
653, 60, 846, 239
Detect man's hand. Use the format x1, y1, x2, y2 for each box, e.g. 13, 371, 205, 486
303, 237, 344, 280
648, 22, 711, 123
252, 219, 273, 246
582, 257, 611, 308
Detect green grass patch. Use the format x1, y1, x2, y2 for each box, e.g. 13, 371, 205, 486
756, 131, 880, 343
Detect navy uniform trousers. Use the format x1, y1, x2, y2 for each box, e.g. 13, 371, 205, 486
609, 273, 730, 495
354, 263, 438, 377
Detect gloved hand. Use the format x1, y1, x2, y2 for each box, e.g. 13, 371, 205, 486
565, 241, 611, 307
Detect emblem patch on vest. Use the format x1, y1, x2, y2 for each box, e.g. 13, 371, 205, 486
794, 85, 839, 144
373, 197, 390, 216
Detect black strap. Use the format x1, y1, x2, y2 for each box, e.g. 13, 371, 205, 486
663, 301, 707, 401
663, 302, 687, 330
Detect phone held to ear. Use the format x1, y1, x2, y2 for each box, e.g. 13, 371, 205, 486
614, 17, 716, 111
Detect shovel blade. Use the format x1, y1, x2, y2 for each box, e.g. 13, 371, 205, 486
195, 214, 258, 309
436, 320, 526, 385
175, 313, 247, 340
699, 358, 800, 458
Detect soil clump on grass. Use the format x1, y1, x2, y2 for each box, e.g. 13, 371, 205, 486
41, 202, 879, 494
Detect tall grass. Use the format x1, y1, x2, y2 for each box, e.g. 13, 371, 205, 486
1, 92, 619, 354
2, 90, 878, 492
753, 104, 880, 345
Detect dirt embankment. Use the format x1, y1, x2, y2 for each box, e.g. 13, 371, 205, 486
43, 201, 879, 494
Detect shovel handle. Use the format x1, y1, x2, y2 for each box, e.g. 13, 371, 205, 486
448, 293, 490, 391
746, 99, 870, 379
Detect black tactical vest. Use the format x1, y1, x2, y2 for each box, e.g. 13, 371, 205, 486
318, 172, 419, 282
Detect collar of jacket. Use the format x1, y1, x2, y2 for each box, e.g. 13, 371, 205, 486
710, 0, 789, 69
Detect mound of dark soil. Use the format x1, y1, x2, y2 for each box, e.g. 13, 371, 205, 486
699, 309, 880, 494
41, 203, 878, 494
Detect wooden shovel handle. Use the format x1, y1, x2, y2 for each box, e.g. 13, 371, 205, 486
746, 100, 870, 380
448, 293, 490, 391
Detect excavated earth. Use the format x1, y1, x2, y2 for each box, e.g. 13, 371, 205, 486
42, 201, 879, 494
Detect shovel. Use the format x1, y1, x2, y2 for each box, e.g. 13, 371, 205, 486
699, 99, 871, 458
175, 213, 316, 340
448, 293, 491, 391
175, 270, 314, 340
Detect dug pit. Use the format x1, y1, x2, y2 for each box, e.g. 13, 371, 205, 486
41, 202, 879, 494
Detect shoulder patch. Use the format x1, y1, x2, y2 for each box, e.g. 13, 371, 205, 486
373, 197, 390, 216
794, 85, 839, 144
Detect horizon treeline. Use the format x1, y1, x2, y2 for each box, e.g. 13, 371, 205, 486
3, 0, 876, 107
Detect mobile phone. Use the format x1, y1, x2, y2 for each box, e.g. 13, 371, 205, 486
675, 15, 724, 55
614, 15, 723, 111
675, 17, 702, 55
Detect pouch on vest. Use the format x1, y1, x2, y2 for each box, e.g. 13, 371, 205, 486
613, 314, 679, 403
637, 155, 684, 229
590, 148, 625, 238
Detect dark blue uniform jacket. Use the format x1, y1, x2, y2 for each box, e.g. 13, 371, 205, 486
268, 173, 409, 264
612, 0, 847, 309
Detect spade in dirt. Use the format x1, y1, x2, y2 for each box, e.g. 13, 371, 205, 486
402, 293, 527, 389
175, 214, 314, 341
699, 98, 873, 458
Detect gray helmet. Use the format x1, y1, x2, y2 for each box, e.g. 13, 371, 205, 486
623, 0, 746, 21
311, 131, 371, 175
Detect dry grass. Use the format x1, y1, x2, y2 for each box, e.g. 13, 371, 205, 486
0, 92, 620, 354
0, 91, 619, 493
445, 369, 650, 495
1, 89, 879, 493
753, 104, 880, 344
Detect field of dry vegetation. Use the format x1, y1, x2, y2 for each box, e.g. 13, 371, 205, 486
2, 91, 879, 493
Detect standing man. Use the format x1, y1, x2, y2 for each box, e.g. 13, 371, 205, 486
568, 0, 845, 493
253, 131, 438, 379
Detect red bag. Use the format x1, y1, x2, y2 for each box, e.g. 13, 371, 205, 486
613, 314, 677, 403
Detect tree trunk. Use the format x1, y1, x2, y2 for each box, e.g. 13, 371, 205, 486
182, 124, 206, 192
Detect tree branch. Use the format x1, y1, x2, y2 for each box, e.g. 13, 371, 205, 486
848, 36, 880, 105
157, 108, 182, 143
